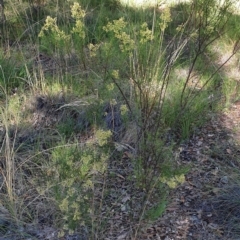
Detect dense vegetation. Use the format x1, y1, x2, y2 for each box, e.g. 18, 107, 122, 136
0, 0, 240, 239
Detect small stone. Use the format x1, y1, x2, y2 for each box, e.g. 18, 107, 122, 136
220, 176, 228, 184
207, 213, 212, 217
208, 223, 218, 230
120, 204, 126, 212
190, 215, 200, 223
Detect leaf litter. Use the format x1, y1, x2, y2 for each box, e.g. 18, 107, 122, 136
1, 96, 240, 239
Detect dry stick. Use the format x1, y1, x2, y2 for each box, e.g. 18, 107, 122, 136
110, 76, 132, 115
132, 50, 145, 103
93, 172, 107, 238
133, 174, 162, 240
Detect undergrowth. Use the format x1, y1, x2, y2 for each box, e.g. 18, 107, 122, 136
0, 0, 240, 239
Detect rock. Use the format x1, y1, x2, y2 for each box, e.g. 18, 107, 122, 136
220, 176, 228, 184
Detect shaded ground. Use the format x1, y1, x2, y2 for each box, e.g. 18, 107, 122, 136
0, 96, 240, 240
92, 101, 239, 240
138, 101, 240, 240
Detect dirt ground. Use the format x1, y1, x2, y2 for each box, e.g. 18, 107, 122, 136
99, 101, 240, 240
138, 101, 240, 240
1, 98, 240, 240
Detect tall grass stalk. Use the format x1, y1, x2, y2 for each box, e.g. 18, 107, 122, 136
0, 68, 18, 228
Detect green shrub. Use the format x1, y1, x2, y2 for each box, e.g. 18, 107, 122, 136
45, 129, 112, 235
